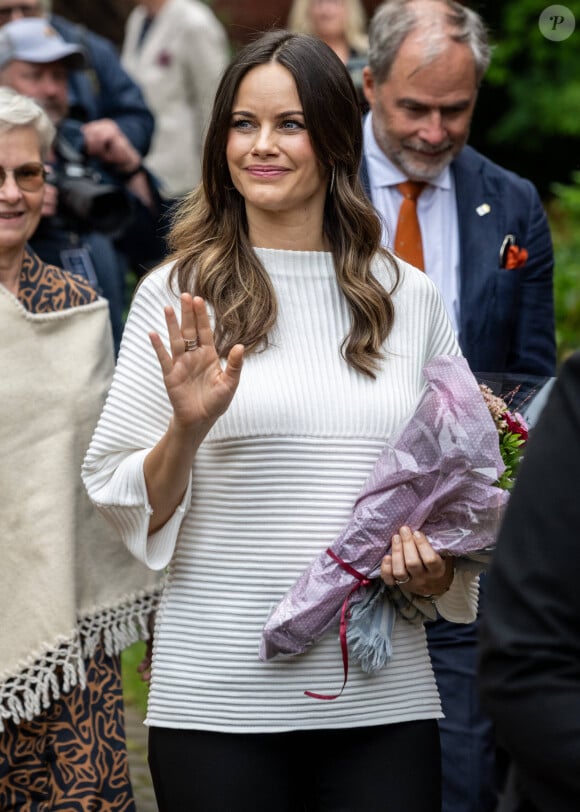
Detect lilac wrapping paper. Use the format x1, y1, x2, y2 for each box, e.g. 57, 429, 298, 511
259, 355, 509, 661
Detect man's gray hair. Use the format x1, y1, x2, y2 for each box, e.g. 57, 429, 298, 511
0, 86, 55, 158
368, 0, 491, 84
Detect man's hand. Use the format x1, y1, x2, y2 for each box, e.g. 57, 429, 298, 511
81, 118, 142, 175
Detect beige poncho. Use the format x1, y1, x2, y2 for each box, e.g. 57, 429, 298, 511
0, 284, 161, 731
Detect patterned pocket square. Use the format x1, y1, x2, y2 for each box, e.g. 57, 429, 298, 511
500, 234, 528, 269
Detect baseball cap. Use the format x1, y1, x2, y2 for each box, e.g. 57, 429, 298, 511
0, 18, 86, 70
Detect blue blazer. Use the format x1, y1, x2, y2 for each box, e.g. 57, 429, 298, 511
360, 145, 556, 377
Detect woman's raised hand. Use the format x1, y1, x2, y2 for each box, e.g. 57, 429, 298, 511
149, 293, 244, 430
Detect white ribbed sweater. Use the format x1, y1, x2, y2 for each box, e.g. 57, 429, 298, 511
83, 249, 477, 732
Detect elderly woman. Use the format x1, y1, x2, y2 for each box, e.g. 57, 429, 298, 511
0, 87, 161, 810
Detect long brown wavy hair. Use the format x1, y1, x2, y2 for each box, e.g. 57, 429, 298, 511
167, 30, 399, 378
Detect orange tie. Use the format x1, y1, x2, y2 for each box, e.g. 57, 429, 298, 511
394, 181, 426, 270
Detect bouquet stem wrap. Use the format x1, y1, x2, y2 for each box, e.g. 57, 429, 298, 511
259, 355, 509, 662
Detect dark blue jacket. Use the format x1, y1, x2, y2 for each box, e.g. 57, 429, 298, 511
360, 144, 556, 378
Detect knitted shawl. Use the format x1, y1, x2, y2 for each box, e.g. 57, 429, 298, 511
0, 279, 161, 731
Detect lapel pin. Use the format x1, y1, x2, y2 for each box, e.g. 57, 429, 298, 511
476, 203, 491, 216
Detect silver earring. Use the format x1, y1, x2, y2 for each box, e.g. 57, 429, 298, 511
329, 166, 336, 195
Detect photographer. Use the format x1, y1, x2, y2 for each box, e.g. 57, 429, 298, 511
0, 0, 155, 158
0, 18, 162, 353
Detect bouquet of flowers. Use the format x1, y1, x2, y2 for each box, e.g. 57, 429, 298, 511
341, 380, 534, 677
259, 355, 510, 665
478, 383, 528, 490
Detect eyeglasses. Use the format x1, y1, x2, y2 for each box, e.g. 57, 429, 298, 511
0, 162, 47, 192
0, 4, 42, 22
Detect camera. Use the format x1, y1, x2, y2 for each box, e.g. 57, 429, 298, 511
49, 134, 133, 236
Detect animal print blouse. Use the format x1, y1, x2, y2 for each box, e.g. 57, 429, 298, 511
18, 246, 98, 313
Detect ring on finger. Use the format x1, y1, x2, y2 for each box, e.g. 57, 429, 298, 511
183, 337, 199, 352
394, 574, 411, 585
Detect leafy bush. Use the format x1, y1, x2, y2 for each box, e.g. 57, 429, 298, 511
548, 172, 580, 363
485, 1, 580, 145
469, 2, 579, 196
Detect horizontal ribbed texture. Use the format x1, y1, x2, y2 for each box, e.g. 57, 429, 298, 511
83, 249, 476, 733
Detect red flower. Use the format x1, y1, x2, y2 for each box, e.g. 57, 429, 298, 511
503, 410, 529, 441
504, 244, 528, 269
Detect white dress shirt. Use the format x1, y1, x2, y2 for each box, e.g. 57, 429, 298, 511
363, 113, 461, 333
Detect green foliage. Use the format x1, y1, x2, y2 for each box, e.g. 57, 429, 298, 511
496, 431, 526, 490
477, 2, 580, 361
122, 641, 149, 715
485, 1, 580, 147
548, 172, 580, 362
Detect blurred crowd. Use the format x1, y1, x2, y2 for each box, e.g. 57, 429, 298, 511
0, 0, 373, 351
0, 3, 568, 812
0, 0, 231, 352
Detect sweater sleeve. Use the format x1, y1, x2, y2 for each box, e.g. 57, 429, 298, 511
422, 268, 462, 362
410, 264, 480, 622
389, 259, 461, 363
82, 265, 189, 570
435, 566, 479, 623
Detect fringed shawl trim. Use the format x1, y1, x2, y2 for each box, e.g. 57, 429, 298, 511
0, 586, 162, 731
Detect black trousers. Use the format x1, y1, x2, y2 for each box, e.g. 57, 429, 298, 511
148, 719, 441, 812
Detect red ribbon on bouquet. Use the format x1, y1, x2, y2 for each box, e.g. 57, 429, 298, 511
304, 549, 372, 700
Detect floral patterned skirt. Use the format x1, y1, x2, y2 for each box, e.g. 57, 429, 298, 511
0, 642, 136, 811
